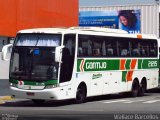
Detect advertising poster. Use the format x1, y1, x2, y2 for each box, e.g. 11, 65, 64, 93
79, 10, 141, 34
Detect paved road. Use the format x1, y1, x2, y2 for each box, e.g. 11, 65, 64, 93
0, 83, 160, 120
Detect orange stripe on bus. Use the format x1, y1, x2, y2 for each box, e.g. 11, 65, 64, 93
120, 59, 126, 70
126, 59, 137, 81
126, 71, 133, 81
130, 59, 137, 69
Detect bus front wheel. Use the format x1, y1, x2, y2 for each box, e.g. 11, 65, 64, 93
75, 85, 87, 104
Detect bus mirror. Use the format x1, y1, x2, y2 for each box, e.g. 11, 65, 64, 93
55, 46, 64, 62
1, 44, 13, 61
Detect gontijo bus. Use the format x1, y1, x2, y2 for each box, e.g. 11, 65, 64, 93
2, 27, 159, 104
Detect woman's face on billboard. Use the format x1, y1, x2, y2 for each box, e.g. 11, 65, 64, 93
120, 16, 128, 26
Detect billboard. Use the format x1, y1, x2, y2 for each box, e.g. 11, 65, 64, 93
79, 10, 141, 34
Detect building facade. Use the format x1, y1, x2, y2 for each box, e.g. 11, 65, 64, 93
79, 0, 159, 37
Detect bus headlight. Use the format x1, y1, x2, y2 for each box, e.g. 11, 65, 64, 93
45, 84, 58, 89
10, 83, 17, 88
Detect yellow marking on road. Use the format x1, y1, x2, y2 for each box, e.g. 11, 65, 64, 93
0, 96, 13, 101
0, 100, 5, 104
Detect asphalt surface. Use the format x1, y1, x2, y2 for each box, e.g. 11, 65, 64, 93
0, 85, 160, 120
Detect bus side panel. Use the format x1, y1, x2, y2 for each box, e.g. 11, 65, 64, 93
103, 71, 128, 94
90, 72, 103, 96
148, 69, 159, 89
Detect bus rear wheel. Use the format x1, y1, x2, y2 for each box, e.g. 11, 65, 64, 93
75, 85, 86, 104
131, 80, 139, 97
138, 80, 146, 96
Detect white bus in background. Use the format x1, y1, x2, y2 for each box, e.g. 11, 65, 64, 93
2, 27, 159, 104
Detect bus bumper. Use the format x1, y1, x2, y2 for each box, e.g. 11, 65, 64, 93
10, 86, 68, 100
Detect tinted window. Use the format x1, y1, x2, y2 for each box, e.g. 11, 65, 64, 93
78, 34, 158, 58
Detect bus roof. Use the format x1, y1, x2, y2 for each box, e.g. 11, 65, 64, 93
18, 28, 67, 34
18, 27, 157, 40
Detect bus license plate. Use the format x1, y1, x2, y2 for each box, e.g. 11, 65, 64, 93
26, 92, 35, 96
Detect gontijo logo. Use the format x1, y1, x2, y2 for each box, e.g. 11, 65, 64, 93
86, 62, 107, 69
79, 59, 107, 72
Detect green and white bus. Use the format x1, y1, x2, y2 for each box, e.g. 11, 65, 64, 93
2, 27, 159, 104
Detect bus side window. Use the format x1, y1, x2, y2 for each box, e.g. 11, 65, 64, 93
130, 40, 140, 57
140, 46, 146, 56
78, 47, 83, 56
149, 42, 157, 57
132, 48, 140, 56
121, 48, 128, 56
117, 38, 130, 57
138, 42, 147, 57
102, 41, 106, 56
150, 48, 156, 56
142, 44, 149, 57
93, 48, 100, 56
120, 44, 129, 57
78, 39, 92, 57
105, 37, 118, 57
107, 45, 114, 56
88, 40, 92, 56
107, 47, 113, 56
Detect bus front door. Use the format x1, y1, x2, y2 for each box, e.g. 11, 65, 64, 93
59, 34, 76, 83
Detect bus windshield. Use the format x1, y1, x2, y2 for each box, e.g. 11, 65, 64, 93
15, 34, 61, 47
10, 34, 62, 81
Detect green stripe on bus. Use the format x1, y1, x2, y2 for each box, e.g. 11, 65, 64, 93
77, 59, 159, 72
139, 59, 159, 69
125, 60, 131, 70
77, 59, 119, 72
122, 71, 127, 82
77, 59, 82, 72
9, 79, 58, 86
106, 60, 120, 70
45, 80, 58, 85
138, 59, 143, 69
84, 59, 108, 71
